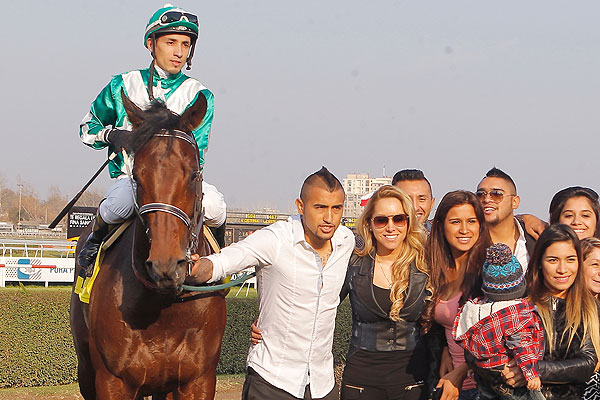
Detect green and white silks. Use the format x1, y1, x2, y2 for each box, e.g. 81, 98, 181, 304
79, 65, 214, 178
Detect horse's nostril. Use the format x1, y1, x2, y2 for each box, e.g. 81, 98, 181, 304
146, 260, 154, 271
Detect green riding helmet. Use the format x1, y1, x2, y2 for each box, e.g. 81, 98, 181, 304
144, 3, 199, 47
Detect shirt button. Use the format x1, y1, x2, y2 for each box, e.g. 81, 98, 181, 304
388, 339, 394, 344
389, 327, 394, 332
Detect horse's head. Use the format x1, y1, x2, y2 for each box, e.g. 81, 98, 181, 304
122, 90, 207, 292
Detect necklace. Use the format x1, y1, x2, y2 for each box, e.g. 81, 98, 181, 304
377, 258, 393, 289
320, 250, 332, 265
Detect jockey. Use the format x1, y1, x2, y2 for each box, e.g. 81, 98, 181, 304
78, 4, 226, 275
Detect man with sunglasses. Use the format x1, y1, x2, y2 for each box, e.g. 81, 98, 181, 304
476, 167, 536, 270
188, 167, 355, 400
78, 4, 226, 275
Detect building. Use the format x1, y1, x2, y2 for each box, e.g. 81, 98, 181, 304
342, 173, 392, 217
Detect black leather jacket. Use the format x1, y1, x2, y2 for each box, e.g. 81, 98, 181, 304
537, 297, 598, 400
339, 253, 429, 358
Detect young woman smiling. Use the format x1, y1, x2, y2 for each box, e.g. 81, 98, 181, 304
503, 224, 600, 399
549, 186, 600, 240
339, 185, 433, 400
427, 191, 492, 400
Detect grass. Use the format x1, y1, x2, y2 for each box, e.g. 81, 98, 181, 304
2, 283, 257, 296
0, 383, 81, 399
0, 376, 245, 399
1, 285, 73, 291
1, 285, 256, 296
226, 285, 257, 299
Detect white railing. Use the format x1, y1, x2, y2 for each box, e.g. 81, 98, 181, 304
0, 239, 76, 287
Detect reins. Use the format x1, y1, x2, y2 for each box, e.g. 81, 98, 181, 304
181, 270, 256, 292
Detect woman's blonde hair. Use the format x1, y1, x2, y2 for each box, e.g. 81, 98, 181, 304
582, 237, 600, 262
526, 224, 600, 370
355, 185, 432, 323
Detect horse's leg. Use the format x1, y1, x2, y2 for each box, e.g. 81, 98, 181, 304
71, 287, 96, 399
71, 225, 97, 400
95, 364, 139, 400
172, 373, 217, 400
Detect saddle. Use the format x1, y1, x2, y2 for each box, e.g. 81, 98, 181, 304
74, 220, 133, 303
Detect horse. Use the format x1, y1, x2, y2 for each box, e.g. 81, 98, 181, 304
70, 91, 227, 400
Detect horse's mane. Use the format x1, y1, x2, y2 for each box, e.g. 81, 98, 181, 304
129, 101, 182, 153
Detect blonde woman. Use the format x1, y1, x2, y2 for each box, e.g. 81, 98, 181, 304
339, 185, 433, 400
582, 237, 600, 299
503, 224, 600, 399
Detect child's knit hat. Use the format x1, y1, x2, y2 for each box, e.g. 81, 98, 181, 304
482, 243, 526, 301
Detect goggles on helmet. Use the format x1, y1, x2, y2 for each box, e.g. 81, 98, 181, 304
147, 10, 198, 32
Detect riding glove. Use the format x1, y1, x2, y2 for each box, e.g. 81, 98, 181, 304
107, 129, 135, 151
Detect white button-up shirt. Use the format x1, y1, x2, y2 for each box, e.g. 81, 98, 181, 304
206, 215, 355, 398
513, 217, 530, 272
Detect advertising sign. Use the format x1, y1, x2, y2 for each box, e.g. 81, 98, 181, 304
0, 257, 75, 287
67, 206, 97, 239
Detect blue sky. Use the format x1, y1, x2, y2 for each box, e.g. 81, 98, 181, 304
3, 1, 599, 216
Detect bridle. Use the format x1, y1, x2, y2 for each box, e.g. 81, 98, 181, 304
123, 129, 203, 273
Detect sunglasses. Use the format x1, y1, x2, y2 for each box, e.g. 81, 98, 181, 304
372, 214, 409, 229
476, 190, 515, 203
159, 11, 199, 26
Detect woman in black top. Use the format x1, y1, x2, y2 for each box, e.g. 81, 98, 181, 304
503, 224, 600, 399
339, 185, 434, 400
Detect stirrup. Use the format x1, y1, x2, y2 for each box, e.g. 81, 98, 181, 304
78, 236, 103, 277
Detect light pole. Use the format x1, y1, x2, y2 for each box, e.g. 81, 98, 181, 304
17, 184, 23, 224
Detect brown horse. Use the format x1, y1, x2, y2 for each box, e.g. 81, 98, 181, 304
70, 93, 226, 400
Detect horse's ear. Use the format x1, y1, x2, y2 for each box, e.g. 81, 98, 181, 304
120, 89, 145, 129
180, 93, 208, 133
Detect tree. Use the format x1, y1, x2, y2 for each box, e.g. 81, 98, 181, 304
42, 185, 68, 225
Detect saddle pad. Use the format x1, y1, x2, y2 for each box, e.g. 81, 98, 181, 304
74, 220, 133, 303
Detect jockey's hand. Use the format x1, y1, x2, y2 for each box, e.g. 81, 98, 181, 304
186, 254, 213, 284
107, 129, 135, 152
250, 319, 263, 345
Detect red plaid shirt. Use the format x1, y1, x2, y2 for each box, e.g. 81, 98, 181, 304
452, 298, 544, 381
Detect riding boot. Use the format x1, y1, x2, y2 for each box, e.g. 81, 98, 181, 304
209, 222, 226, 249
78, 213, 110, 278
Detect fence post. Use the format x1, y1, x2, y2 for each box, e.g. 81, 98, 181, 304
0, 261, 5, 288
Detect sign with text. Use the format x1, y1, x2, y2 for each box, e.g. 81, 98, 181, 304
226, 212, 289, 225
0, 257, 75, 287
67, 206, 97, 239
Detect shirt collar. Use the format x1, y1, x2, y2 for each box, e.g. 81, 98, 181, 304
151, 63, 183, 80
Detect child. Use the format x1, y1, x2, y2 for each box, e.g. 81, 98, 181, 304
453, 243, 545, 400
